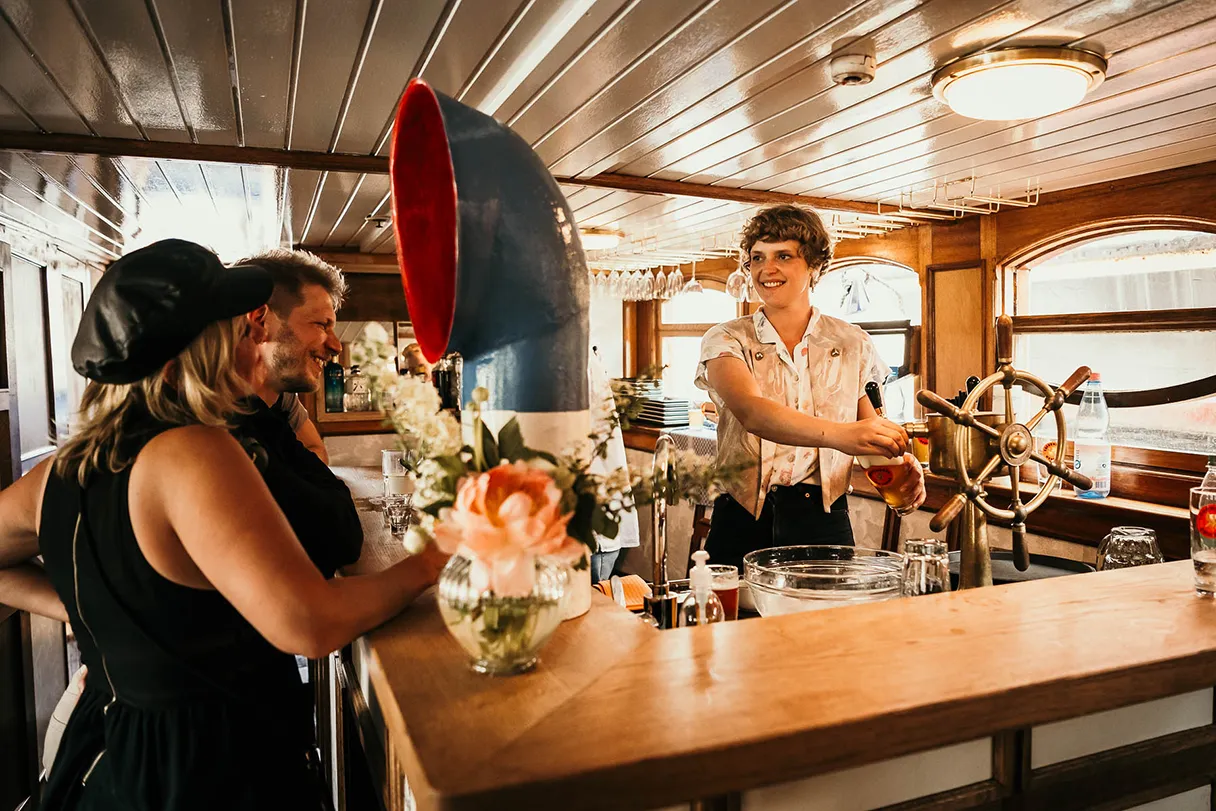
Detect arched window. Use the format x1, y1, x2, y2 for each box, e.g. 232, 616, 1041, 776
1006, 225, 1216, 455
811, 259, 922, 420
658, 284, 741, 404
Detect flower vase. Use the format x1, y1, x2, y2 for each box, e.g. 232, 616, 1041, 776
561, 551, 592, 620
436, 555, 567, 675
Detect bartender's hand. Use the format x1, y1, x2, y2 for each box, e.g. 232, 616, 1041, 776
892, 453, 927, 516
831, 417, 908, 458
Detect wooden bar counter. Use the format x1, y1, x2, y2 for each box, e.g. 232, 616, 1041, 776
333, 469, 1216, 811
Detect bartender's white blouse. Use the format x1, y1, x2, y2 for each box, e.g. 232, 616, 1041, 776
695, 308, 887, 517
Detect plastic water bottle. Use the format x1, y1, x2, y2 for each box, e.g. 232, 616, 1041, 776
1074, 373, 1111, 499
1201, 455, 1216, 491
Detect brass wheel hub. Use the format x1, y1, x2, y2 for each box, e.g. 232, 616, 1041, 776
999, 423, 1034, 466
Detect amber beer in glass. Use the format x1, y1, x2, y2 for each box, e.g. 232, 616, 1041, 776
860, 456, 914, 511
707, 564, 739, 621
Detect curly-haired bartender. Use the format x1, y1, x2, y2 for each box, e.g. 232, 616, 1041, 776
696, 205, 927, 574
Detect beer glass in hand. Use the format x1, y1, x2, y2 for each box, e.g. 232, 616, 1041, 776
859, 455, 918, 513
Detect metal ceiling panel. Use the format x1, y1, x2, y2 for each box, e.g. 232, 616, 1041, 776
324, 173, 389, 247
420, 0, 535, 99
299, 170, 363, 245
331, 0, 449, 155
290, 0, 376, 152
521, 0, 800, 163
554, 0, 917, 179
229, 0, 298, 149
22, 153, 129, 236
0, 0, 140, 139
286, 168, 323, 247
505, 0, 709, 144
828, 34, 1216, 201
733, 0, 1212, 195
148, 0, 238, 145
643, 0, 1075, 183
0, 15, 91, 134
71, 0, 192, 141
3, 153, 124, 244
0, 151, 120, 257
476, 0, 635, 122
0, 88, 36, 131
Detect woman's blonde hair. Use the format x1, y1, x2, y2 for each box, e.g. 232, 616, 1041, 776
55, 316, 251, 485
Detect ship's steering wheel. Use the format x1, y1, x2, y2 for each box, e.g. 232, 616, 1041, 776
916, 315, 1095, 571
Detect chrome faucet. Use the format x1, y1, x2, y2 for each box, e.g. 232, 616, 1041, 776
644, 435, 675, 629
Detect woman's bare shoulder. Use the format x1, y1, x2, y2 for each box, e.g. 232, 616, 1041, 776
135, 424, 245, 474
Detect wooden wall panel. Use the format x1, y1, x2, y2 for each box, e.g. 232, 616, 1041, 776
832, 225, 920, 270
339, 274, 410, 323
928, 265, 985, 397
993, 161, 1216, 266
928, 217, 981, 267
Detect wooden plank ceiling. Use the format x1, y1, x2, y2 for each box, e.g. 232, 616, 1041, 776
0, 0, 1214, 268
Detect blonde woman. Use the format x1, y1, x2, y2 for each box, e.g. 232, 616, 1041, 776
0, 240, 446, 810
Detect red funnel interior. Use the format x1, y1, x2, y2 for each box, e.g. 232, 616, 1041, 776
390, 80, 457, 363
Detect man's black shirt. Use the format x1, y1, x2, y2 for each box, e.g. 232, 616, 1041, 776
235, 397, 362, 577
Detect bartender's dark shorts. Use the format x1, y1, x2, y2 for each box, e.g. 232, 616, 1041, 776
704, 483, 853, 575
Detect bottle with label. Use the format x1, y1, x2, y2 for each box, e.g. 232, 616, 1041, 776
344, 365, 371, 412
679, 551, 726, 627
1074, 372, 1111, 499
323, 362, 345, 413
1201, 456, 1216, 490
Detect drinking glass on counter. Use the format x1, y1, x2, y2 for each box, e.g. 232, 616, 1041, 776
1191, 488, 1216, 596
382, 449, 413, 497
901, 539, 950, 596
385, 494, 412, 535
1096, 527, 1163, 571
707, 564, 740, 621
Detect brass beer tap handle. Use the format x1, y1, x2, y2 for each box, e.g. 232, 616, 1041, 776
930, 492, 969, 533
996, 314, 1014, 366
916, 391, 1003, 441
1008, 462, 1030, 571
1012, 522, 1030, 571
916, 389, 959, 418
1051, 366, 1092, 410
1028, 450, 1094, 491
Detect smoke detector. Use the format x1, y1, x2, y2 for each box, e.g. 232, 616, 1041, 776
830, 53, 876, 86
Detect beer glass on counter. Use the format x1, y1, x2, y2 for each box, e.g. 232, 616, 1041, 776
708, 564, 740, 621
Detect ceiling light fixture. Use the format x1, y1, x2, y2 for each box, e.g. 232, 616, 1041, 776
579, 228, 624, 251
932, 47, 1106, 121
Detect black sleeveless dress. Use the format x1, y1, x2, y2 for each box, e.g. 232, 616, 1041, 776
38, 417, 321, 811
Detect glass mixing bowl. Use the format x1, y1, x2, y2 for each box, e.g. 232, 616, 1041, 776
743, 546, 903, 616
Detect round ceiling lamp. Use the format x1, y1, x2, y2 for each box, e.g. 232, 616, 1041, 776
579, 228, 624, 251
932, 47, 1107, 121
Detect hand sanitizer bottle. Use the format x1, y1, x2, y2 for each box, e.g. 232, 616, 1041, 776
680, 550, 726, 627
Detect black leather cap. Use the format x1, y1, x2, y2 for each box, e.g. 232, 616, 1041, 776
72, 239, 273, 384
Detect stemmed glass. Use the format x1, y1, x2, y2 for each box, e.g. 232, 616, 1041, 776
642, 269, 656, 300
682, 258, 704, 295
666, 267, 684, 298
726, 265, 748, 302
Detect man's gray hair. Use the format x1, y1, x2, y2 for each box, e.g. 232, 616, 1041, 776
236, 248, 348, 316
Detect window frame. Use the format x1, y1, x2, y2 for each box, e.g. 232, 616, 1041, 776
652, 279, 743, 402
817, 257, 923, 378
1001, 219, 1216, 505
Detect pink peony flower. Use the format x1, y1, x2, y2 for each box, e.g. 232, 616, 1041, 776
433, 461, 582, 596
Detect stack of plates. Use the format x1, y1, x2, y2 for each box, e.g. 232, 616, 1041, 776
633, 396, 691, 427
611, 377, 663, 398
